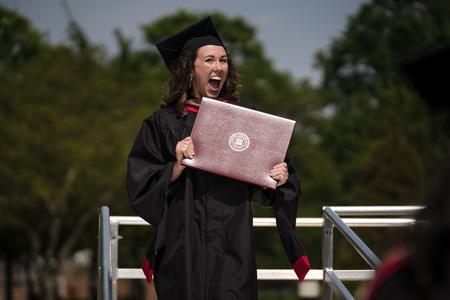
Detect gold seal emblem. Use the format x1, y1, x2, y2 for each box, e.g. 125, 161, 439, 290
229, 132, 250, 152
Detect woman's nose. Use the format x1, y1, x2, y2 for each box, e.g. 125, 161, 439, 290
213, 61, 222, 71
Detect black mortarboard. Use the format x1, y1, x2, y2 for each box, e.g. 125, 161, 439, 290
402, 48, 450, 110
156, 16, 225, 69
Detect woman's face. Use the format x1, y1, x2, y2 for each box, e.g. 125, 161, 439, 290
192, 45, 229, 99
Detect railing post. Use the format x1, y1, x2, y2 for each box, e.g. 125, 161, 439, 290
111, 219, 120, 300
322, 216, 333, 300
324, 270, 355, 300
98, 206, 111, 300
323, 207, 381, 269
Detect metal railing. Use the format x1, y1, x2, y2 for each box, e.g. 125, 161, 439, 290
98, 205, 422, 300
322, 206, 422, 300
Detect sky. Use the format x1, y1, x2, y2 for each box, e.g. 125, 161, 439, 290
1, 0, 367, 84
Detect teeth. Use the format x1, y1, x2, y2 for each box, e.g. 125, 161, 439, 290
210, 76, 221, 80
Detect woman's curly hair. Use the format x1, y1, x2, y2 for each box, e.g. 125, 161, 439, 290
161, 48, 239, 114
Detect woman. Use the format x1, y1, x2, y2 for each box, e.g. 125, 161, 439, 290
127, 17, 309, 300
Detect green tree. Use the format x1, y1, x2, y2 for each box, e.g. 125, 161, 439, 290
314, 0, 450, 206
310, 2, 450, 293
0, 5, 42, 72
0, 5, 140, 298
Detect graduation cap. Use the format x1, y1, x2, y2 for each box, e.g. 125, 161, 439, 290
156, 16, 225, 69
402, 48, 450, 110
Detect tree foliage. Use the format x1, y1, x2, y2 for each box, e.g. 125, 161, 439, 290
2, 1, 450, 298
315, 0, 450, 206
311, 1, 450, 282
0, 5, 157, 298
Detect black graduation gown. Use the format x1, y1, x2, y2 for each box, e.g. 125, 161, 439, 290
127, 106, 309, 300
365, 258, 423, 300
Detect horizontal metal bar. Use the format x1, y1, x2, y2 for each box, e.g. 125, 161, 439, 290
291, 218, 413, 227
257, 269, 322, 281
117, 268, 374, 281
339, 218, 415, 227
109, 216, 149, 226
334, 269, 375, 281
324, 208, 382, 269
327, 206, 423, 216
116, 268, 317, 281
109, 217, 326, 227
264, 217, 320, 227
116, 268, 149, 279
324, 269, 355, 300
110, 216, 415, 228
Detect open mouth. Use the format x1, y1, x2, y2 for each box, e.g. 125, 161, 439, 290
208, 77, 222, 91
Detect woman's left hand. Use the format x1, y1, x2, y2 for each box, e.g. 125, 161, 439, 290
270, 162, 289, 187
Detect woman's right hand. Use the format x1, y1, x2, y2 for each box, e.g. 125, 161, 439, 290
171, 137, 194, 182
175, 136, 195, 162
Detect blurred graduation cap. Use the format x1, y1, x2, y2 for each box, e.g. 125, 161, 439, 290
402, 47, 450, 110
156, 16, 225, 69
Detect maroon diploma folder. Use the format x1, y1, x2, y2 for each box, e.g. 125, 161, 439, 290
181, 97, 296, 189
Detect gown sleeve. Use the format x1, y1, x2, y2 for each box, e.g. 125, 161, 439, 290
253, 155, 311, 281
126, 112, 176, 226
